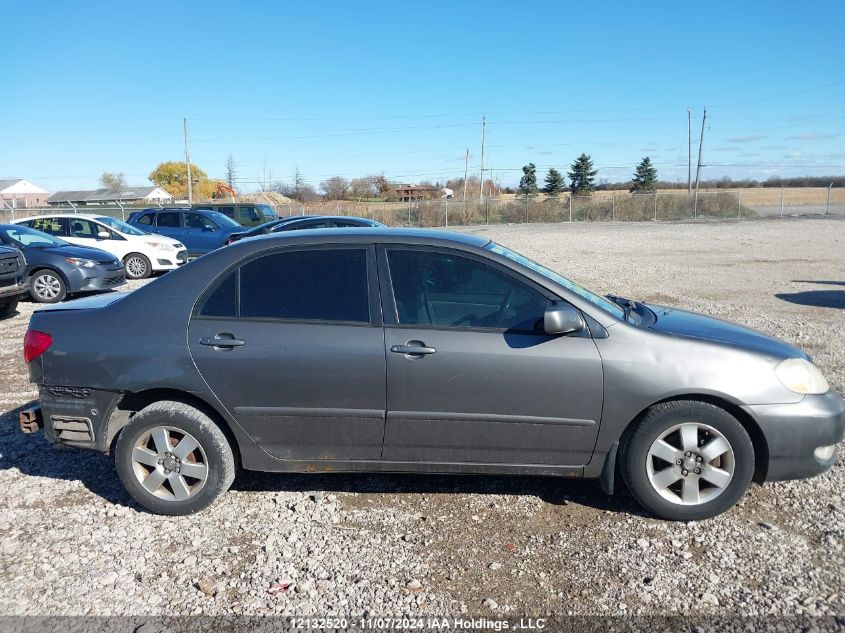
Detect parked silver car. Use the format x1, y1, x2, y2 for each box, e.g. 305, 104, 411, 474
20, 229, 844, 520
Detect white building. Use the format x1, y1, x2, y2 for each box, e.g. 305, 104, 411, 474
0, 179, 50, 208
47, 186, 174, 206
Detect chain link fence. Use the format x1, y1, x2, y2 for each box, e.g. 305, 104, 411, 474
1, 187, 839, 227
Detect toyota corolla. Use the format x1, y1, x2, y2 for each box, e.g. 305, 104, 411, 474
19, 229, 844, 520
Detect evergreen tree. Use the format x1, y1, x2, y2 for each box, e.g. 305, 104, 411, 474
568, 153, 598, 195
543, 168, 565, 196
630, 156, 658, 192
517, 163, 538, 197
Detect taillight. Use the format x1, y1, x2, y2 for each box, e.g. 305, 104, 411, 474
24, 329, 53, 363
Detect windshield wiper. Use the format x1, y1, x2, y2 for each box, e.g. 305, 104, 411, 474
606, 294, 637, 322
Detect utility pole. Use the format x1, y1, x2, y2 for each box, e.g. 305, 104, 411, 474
183, 117, 193, 204
687, 108, 692, 194
479, 114, 486, 204
462, 148, 469, 203
693, 108, 707, 218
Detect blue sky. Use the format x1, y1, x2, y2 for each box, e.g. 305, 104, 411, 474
2, 0, 843, 192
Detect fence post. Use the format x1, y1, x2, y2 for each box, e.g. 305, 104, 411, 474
69, 201, 78, 214
445, 197, 449, 227
737, 189, 741, 219
569, 195, 572, 222
653, 190, 658, 220
485, 196, 490, 225
116, 201, 125, 221
827, 184, 833, 215
611, 193, 615, 221
780, 186, 785, 217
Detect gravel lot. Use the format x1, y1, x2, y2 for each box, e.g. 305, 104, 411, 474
1, 217, 843, 619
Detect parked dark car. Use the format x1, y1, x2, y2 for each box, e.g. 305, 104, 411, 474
0, 224, 125, 303
226, 215, 384, 245
192, 203, 279, 227
20, 229, 844, 519
0, 243, 28, 317
126, 208, 244, 257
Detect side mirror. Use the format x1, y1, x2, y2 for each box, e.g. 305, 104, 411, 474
544, 304, 585, 335
97, 231, 110, 239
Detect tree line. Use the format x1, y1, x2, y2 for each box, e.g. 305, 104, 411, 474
515, 155, 658, 197
100, 156, 843, 204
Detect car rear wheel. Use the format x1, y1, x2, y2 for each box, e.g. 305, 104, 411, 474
124, 253, 151, 279
620, 400, 754, 521
115, 401, 235, 515
0, 298, 18, 317
30, 270, 67, 303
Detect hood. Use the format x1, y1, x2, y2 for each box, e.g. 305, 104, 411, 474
35, 243, 118, 263
35, 291, 128, 312
644, 303, 806, 360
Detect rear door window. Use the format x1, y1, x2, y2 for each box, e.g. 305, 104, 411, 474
240, 248, 370, 323
31, 217, 68, 236
157, 212, 181, 228
135, 213, 154, 226
216, 206, 235, 219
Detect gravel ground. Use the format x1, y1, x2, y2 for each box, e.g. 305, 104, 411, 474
0, 217, 843, 619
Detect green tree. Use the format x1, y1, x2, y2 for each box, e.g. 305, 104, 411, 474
630, 156, 658, 192
543, 168, 565, 196
148, 161, 213, 199
568, 153, 598, 195
517, 163, 538, 197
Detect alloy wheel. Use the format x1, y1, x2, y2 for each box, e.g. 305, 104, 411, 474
130, 426, 209, 501
646, 422, 735, 505
125, 256, 148, 278
33, 273, 61, 300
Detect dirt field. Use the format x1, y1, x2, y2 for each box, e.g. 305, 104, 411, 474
0, 217, 843, 619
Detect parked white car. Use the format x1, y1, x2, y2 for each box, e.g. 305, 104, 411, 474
13, 214, 188, 279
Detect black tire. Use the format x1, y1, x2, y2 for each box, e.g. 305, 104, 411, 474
123, 253, 152, 279
0, 298, 18, 318
29, 269, 67, 303
115, 401, 235, 515
620, 400, 754, 521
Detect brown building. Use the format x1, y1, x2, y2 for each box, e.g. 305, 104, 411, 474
393, 184, 453, 202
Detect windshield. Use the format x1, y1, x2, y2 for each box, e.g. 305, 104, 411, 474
486, 242, 625, 320
95, 215, 147, 236
1, 225, 68, 248
206, 211, 241, 228
257, 204, 277, 218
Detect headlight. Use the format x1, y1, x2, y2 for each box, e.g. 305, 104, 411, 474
65, 257, 98, 269
148, 242, 175, 251
774, 358, 830, 395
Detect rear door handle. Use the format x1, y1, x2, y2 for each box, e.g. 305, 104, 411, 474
390, 344, 436, 355
200, 336, 245, 348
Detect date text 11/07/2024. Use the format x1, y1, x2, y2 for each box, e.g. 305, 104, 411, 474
288, 617, 548, 630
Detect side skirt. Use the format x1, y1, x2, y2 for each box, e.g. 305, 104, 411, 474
240, 449, 586, 478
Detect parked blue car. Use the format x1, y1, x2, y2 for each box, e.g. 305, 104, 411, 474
126, 208, 244, 257
0, 224, 125, 303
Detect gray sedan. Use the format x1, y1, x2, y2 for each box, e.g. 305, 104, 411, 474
20, 229, 844, 520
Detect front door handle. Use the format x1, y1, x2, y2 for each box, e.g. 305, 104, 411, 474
390, 343, 436, 356
200, 335, 245, 348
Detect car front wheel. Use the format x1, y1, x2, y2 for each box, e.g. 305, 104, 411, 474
123, 253, 152, 279
620, 400, 755, 521
30, 270, 67, 303
115, 401, 235, 515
